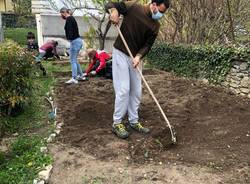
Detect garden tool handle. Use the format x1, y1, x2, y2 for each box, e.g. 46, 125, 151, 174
112, 22, 176, 142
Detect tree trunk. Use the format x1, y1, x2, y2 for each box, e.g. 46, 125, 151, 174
4, 0, 7, 12
98, 21, 111, 50
99, 38, 105, 50
226, 0, 235, 42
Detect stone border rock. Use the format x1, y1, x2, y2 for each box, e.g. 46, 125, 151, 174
33, 93, 63, 184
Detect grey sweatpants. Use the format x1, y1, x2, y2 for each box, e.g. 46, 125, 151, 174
112, 48, 142, 125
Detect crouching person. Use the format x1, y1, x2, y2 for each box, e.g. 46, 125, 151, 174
35, 40, 60, 76
36, 40, 60, 62
83, 49, 111, 77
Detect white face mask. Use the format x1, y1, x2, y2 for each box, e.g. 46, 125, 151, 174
152, 10, 163, 20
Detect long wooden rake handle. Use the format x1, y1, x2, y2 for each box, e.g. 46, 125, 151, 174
113, 23, 177, 143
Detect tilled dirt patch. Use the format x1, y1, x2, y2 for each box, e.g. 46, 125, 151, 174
53, 69, 250, 183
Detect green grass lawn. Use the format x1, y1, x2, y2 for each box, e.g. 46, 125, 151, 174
44, 61, 72, 72
4, 28, 37, 46
0, 136, 52, 184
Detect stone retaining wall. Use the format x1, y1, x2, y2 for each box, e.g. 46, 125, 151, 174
221, 60, 250, 98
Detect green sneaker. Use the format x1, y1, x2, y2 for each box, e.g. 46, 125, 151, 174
130, 122, 150, 134
112, 123, 129, 139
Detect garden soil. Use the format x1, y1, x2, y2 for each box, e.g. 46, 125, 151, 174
49, 69, 250, 184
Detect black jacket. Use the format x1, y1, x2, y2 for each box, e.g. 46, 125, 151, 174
64, 16, 80, 41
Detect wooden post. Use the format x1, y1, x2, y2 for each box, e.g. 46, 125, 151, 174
0, 13, 4, 42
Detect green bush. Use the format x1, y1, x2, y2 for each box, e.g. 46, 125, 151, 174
0, 40, 34, 115
16, 15, 36, 28
147, 43, 250, 83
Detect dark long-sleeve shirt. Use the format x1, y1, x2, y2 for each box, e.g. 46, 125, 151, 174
64, 16, 80, 41
105, 1, 160, 58
27, 41, 38, 51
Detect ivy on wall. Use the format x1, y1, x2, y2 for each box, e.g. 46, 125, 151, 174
147, 43, 250, 83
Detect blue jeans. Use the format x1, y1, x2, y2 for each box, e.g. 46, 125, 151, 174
35, 52, 46, 62
70, 38, 83, 79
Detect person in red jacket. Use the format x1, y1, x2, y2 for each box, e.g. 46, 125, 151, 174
83, 49, 111, 77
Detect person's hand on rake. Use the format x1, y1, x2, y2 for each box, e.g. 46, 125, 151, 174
109, 8, 119, 25
133, 55, 141, 68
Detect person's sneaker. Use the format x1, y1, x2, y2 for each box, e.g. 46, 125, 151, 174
112, 123, 129, 139
130, 122, 150, 134
65, 78, 78, 84
76, 75, 87, 81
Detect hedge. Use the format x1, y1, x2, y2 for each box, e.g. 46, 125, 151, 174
147, 43, 250, 83
0, 40, 34, 115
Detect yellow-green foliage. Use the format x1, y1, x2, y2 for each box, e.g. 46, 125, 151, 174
84, 26, 97, 49
0, 40, 34, 115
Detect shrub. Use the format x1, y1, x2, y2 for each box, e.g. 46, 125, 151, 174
147, 43, 250, 83
0, 40, 34, 116
16, 15, 36, 28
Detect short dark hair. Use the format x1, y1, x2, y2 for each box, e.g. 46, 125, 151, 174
27, 32, 35, 39
60, 7, 68, 13
67, 9, 73, 15
151, 0, 171, 9
88, 49, 97, 59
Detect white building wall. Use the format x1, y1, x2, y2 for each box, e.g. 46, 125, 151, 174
36, 14, 117, 53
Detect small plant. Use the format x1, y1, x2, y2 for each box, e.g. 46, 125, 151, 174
155, 139, 164, 149
144, 149, 149, 158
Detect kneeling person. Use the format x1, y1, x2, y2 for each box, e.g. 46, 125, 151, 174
35, 40, 60, 76
84, 49, 111, 77
36, 40, 60, 62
